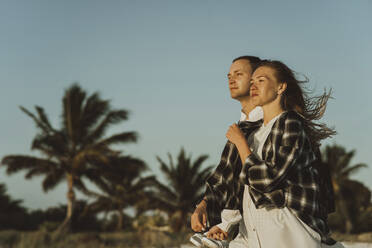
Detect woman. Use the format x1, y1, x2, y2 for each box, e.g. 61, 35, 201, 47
205, 60, 340, 248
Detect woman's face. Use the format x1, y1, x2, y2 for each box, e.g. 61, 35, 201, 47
250, 66, 285, 107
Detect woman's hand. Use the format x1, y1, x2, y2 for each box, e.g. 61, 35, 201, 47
206, 225, 228, 240
226, 124, 252, 163
226, 124, 246, 146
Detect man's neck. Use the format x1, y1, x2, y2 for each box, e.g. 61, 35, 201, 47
240, 98, 256, 119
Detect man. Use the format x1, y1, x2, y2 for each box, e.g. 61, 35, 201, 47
190, 56, 263, 248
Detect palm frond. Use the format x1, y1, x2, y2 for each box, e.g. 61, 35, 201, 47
156, 156, 173, 180
86, 110, 129, 144
62, 83, 86, 144
129, 176, 158, 193
153, 180, 178, 200
35, 106, 55, 132
111, 155, 148, 174
31, 132, 67, 157
86, 197, 114, 214
81, 168, 113, 195
1, 155, 58, 175
96, 131, 137, 146
145, 191, 177, 213
338, 150, 356, 172
20, 106, 53, 134
73, 178, 104, 199
341, 163, 368, 178
73, 148, 110, 169
80, 93, 109, 137
41, 169, 65, 192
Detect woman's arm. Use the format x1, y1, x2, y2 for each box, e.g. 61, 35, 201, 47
227, 113, 316, 193
226, 123, 252, 164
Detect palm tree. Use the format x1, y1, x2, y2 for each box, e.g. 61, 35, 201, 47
321, 144, 368, 233
1, 84, 138, 233
151, 148, 213, 232
82, 154, 156, 230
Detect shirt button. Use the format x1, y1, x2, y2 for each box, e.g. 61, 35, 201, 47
253, 228, 256, 232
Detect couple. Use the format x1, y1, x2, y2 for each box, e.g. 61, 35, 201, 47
190, 56, 343, 248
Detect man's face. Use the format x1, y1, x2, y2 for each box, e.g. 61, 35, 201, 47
227, 59, 253, 100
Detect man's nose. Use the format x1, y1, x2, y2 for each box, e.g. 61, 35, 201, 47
229, 76, 235, 85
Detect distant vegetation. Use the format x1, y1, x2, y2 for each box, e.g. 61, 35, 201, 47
0, 84, 371, 247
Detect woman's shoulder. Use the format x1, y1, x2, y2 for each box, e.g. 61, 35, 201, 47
279, 110, 305, 122
276, 110, 305, 133
274, 111, 307, 147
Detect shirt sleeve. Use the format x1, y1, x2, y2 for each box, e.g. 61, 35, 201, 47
206, 141, 237, 208
216, 209, 242, 233
205, 141, 239, 226
240, 114, 315, 193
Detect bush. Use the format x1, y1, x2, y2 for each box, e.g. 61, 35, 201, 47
354, 205, 372, 233
0, 230, 21, 246
38, 221, 60, 232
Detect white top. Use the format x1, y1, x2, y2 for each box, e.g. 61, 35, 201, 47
248, 113, 282, 160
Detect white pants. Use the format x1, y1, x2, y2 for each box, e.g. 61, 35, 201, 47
229, 185, 344, 248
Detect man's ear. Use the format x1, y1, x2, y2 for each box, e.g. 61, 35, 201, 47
278, 82, 287, 95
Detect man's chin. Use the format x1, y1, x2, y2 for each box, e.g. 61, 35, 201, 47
231, 94, 249, 101
231, 95, 240, 101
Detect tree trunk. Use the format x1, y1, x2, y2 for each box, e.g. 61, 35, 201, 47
56, 173, 76, 234
171, 210, 184, 232
345, 219, 353, 234
334, 180, 354, 233
117, 209, 124, 230
338, 198, 353, 233
178, 211, 187, 232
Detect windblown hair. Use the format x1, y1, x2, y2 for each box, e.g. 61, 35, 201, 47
257, 60, 336, 148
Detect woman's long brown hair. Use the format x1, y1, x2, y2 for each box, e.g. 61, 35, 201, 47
257, 60, 336, 149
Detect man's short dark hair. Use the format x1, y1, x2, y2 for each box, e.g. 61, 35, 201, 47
232, 56, 261, 71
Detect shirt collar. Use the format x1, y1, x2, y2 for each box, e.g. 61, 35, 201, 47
239, 106, 263, 122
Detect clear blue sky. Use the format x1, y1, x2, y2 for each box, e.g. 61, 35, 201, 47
0, 0, 371, 210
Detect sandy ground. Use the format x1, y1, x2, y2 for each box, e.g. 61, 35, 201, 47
341, 243, 372, 248
180, 242, 372, 248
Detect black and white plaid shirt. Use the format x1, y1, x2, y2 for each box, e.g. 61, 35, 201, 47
205, 111, 335, 245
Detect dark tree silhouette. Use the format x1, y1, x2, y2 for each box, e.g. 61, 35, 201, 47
1, 84, 138, 233
322, 144, 368, 233
151, 148, 213, 232
82, 154, 156, 230
0, 184, 28, 230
